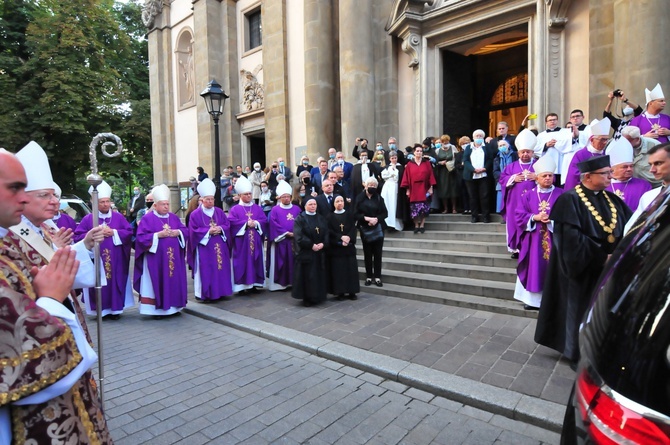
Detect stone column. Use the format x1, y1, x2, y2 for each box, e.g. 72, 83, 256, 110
613, 0, 670, 103
304, 0, 335, 158
193, 0, 240, 175
338, 0, 374, 152
146, 4, 179, 206
263, 0, 290, 163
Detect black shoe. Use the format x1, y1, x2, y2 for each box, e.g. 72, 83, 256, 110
483, 217, 491, 223
365, 278, 372, 286
413, 228, 419, 234
375, 279, 383, 287
238, 289, 249, 295
153, 315, 166, 320
302, 301, 313, 307
336, 294, 346, 301
109, 314, 121, 320
348, 294, 358, 300
511, 252, 519, 259
471, 216, 478, 223
419, 227, 425, 234
523, 304, 539, 311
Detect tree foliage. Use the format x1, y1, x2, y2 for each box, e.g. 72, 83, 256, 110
0, 0, 152, 209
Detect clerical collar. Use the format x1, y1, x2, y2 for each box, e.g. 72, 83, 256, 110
334, 209, 345, 214
201, 206, 215, 217
240, 201, 253, 207
152, 210, 170, 219
520, 161, 533, 165
538, 186, 554, 193
279, 203, 293, 209
0, 227, 8, 238
305, 211, 316, 215
644, 111, 660, 118
99, 211, 112, 219
587, 145, 604, 154
546, 127, 561, 132
611, 178, 629, 184
52, 213, 61, 221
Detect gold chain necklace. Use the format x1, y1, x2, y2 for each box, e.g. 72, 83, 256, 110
575, 184, 618, 243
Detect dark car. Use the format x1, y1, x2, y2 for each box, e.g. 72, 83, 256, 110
561, 189, 670, 444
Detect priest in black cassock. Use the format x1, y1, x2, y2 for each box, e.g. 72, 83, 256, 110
535, 155, 632, 365
327, 195, 360, 300
292, 197, 329, 307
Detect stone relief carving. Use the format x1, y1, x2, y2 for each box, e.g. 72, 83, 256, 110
178, 43, 195, 105
141, 0, 163, 29
401, 34, 421, 68
240, 65, 264, 111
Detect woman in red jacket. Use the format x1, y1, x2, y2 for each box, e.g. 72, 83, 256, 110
401, 144, 437, 233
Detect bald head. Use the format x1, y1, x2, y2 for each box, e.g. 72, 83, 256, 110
0, 150, 29, 228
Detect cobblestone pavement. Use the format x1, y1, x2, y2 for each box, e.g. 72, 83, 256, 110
186, 290, 575, 406
92, 307, 560, 444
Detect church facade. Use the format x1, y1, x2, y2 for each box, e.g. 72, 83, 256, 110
142, 0, 670, 206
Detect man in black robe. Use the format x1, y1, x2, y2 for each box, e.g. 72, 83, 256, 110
535, 155, 632, 365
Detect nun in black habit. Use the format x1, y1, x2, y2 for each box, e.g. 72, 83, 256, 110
327, 195, 360, 300
292, 196, 330, 306
534, 155, 632, 364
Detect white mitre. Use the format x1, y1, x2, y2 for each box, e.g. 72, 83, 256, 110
606, 137, 634, 166
590, 117, 611, 137
235, 175, 252, 194
152, 184, 170, 202
533, 155, 556, 174
88, 180, 112, 199
276, 180, 292, 197
515, 129, 537, 152
197, 178, 216, 197
645, 83, 664, 104
15, 141, 54, 192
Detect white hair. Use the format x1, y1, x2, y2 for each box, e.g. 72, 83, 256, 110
621, 125, 641, 139
472, 129, 485, 138
365, 177, 379, 187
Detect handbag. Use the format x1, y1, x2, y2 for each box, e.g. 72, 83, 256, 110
445, 145, 456, 171
359, 223, 383, 243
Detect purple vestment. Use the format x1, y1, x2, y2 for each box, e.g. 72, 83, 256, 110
608, 177, 652, 211
515, 187, 564, 294
54, 212, 78, 231
74, 212, 133, 315
133, 211, 188, 312
629, 113, 670, 143
228, 203, 268, 289
187, 206, 233, 300
267, 204, 302, 290
499, 160, 536, 251
563, 148, 605, 190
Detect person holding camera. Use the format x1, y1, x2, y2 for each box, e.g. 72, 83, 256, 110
604, 89, 643, 140
352, 137, 374, 160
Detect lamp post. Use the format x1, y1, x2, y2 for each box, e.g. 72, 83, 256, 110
200, 79, 229, 208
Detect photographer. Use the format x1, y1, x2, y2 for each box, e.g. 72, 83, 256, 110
604, 89, 643, 140
352, 137, 374, 160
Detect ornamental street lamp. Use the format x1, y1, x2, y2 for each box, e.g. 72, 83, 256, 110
200, 79, 229, 208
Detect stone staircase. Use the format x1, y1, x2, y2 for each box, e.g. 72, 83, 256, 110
356, 213, 537, 318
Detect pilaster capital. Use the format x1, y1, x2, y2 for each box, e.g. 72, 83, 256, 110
545, 0, 572, 31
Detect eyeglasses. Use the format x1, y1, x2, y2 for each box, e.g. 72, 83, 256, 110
546, 118, 558, 122
31, 191, 59, 201
590, 170, 612, 176
592, 137, 611, 143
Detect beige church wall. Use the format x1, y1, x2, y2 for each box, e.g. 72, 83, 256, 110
397, 46, 417, 149
237, 0, 264, 108
286, 0, 307, 168
562, 0, 590, 121
174, 106, 199, 183
170, 0, 193, 24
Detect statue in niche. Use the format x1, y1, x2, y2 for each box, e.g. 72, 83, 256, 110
142, 0, 163, 29
240, 65, 264, 111
179, 43, 195, 105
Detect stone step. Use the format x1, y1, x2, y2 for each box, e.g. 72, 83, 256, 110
380, 247, 517, 268
382, 238, 511, 254
358, 267, 515, 300
419, 221, 508, 233
421, 213, 504, 223
357, 281, 535, 318
390, 230, 506, 243
356, 256, 516, 283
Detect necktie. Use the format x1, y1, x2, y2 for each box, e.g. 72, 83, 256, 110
328, 195, 332, 205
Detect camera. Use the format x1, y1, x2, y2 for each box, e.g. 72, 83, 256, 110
613, 89, 623, 98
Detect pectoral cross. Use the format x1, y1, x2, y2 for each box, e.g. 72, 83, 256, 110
163, 223, 171, 230
315, 227, 320, 234
210, 219, 217, 228
340, 223, 344, 232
